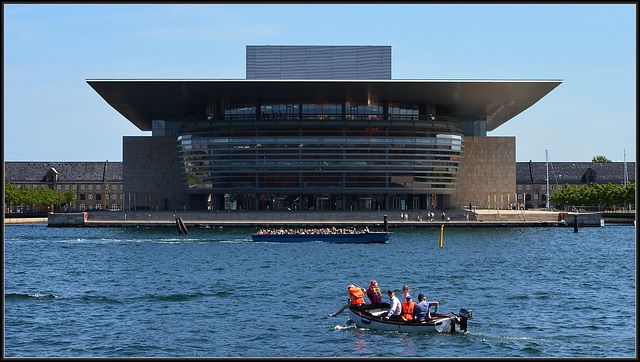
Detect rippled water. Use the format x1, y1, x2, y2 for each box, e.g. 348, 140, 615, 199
4, 223, 636, 357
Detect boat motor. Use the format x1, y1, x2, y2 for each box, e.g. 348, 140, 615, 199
457, 308, 472, 332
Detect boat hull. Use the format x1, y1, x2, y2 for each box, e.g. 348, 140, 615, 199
251, 232, 390, 243
347, 304, 466, 333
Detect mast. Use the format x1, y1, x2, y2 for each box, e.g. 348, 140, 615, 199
623, 149, 628, 185
545, 150, 550, 209
103, 160, 108, 210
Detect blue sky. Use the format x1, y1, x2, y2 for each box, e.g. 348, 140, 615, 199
3, 3, 636, 163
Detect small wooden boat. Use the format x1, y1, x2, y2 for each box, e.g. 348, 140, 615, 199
347, 302, 472, 333
251, 231, 390, 243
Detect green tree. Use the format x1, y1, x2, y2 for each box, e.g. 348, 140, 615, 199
592, 155, 612, 162
4, 181, 21, 206
5, 182, 77, 211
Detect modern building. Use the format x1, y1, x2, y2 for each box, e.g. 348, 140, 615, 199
516, 161, 636, 209
87, 45, 562, 211
4, 161, 123, 212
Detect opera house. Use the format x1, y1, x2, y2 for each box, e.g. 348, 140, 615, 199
88, 46, 561, 211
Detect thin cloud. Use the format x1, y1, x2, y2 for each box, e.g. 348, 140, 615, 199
132, 25, 281, 41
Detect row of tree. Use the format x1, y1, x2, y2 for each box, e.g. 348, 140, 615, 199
550, 182, 635, 209
4, 181, 76, 210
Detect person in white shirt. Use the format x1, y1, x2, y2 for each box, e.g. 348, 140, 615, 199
383, 289, 402, 320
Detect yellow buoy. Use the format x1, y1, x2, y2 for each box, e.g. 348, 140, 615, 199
439, 224, 444, 248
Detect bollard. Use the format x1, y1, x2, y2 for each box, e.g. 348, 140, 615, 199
439, 224, 444, 248
573, 215, 579, 232
383, 215, 388, 232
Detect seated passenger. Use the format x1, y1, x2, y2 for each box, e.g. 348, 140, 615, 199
383, 289, 402, 320
413, 293, 439, 321
329, 284, 365, 317
365, 279, 382, 305
401, 295, 417, 321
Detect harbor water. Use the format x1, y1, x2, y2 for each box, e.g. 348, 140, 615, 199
4, 223, 636, 357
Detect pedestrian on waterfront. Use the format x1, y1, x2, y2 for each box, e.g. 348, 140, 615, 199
329, 284, 365, 317
365, 279, 382, 305
441, 212, 446, 221
383, 289, 402, 320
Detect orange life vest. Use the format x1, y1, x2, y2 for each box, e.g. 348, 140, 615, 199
402, 301, 416, 320
349, 287, 365, 305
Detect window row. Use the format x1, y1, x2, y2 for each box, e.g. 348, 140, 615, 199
517, 184, 562, 191
77, 194, 123, 200
224, 103, 420, 117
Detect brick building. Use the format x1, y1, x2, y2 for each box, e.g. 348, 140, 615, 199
515, 161, 635, 209
4, 161, 123, 212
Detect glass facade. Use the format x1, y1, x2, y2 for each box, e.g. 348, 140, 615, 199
176, 101, 464, 210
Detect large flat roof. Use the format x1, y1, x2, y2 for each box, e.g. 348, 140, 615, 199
87, 79, 562, 132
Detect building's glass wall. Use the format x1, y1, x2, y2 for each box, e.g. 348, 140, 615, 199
152, 120, 182, 137
177, 101, 463, 210
459, 119, 487, 136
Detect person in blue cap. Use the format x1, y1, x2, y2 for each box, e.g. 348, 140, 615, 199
413, 293, 439, 321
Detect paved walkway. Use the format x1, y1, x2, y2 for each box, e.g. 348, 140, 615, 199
76, 209, 574, 228
9, 209, 610, 227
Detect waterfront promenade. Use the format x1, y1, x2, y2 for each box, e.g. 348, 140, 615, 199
57, 209, 597, 228
7, 209, 629, 228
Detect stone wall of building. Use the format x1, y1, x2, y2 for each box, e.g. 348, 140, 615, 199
451, 136, 516, 209
123, 136, 189, 211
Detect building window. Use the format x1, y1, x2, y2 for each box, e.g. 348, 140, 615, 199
517, 185, 522, 191
65, 185, 69, 190
120, 185, 123, 190
81, 185, 85, 190
525, 185, 530, 191
111, 203, 118, 210
89, 185, 93, 190
73, 185, 77, 190
112, 195, 117, 200
80, 194, 85, 200
517, 194, 523, 200
541, 185, 546, 191
96, 194, 101, 200
88, 194, 93, 200
558, 185, 562, 190
112, 185, 117, 190
97, 185, 101, 190
95, 204, 101, 210
57, 185, 62, 190
534, 194, 539, 200
80, 204, 85, 211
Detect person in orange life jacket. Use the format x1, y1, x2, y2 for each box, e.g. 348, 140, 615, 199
365, 279, 382, 304
401, 295, 417, 321
412, 293, 439, 321
383, 289, 402, 320
329, 284, 366, 317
